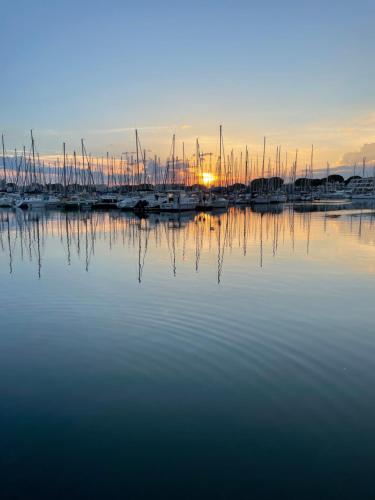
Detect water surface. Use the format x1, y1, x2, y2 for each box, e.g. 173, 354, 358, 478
0, 205, 374, 499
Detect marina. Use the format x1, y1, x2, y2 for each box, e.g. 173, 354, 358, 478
1, 131, 375, 214
2, 0, 375, 497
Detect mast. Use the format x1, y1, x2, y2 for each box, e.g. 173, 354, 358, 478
135, 129, 140, 188
63, 142, 67, 194
196, 138, 199, 186
172, 134, 175, 186
153, 154, 157, 186
245, 146, 248, 186
1, 134, 6, 184
106, 152, 110, 188
73, 151, 77, 187
261, 136, 266, 193
31, 130, 37, 186
111, 155, 115, 189
219, 125, 222, 188
182, 142, 185, 187
81, 139, 85, 190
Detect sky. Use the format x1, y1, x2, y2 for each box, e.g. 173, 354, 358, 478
1, 0, 375, 173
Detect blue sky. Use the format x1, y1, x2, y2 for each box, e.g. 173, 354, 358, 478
1, 0, 375, 167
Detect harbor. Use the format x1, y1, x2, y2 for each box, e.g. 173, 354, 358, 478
1, 131, 375, 213
2, 0, 375, 498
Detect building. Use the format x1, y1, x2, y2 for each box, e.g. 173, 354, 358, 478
347, 177, 375, 193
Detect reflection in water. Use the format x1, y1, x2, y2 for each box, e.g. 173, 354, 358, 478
1, 205, 375, 500
1, 205, 374, 281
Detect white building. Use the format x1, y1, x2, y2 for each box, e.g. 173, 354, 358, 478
347, 177, 375, 194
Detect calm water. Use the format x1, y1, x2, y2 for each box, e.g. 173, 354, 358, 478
0, 204, 374, 499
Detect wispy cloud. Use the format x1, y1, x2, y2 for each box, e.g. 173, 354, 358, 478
86, 126, 172, 135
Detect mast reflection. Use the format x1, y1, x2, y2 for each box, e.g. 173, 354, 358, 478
0, 205, 374, 281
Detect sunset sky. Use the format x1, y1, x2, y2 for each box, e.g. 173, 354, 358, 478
1, 0, 375, 172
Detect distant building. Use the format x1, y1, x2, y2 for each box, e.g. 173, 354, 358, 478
347, 177, 375, 190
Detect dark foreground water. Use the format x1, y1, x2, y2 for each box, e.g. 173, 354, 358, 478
0, 204, 374, 499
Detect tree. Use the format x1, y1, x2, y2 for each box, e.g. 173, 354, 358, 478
328, 174, 344, 184
250, 178, 268, 192
269, 177, 284, 189
345, 175, 361, 186
295, 177, 311, 188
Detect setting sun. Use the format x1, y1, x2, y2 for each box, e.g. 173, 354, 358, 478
201, 172, 216, 186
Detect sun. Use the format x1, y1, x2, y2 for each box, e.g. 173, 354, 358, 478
201, 172, 216, 186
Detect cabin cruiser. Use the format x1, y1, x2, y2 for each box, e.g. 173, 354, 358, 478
300, 193, 315, 202
119, 192, 167, 213
211, 195, 229, 209
252, 194, 270, 205
0, 195, 14, 207
117, 194, 144, 211
287, 193, 302, 202
93, 194, 120, 209
235, 193, 252, 205
269, 192, 287, 203
141, 193, 168, 212
44, 195, 61, 208
194, 193, 213, 211
194, 192, 230, 210
62, 195, 93, 210
158, 192, 197, 212
16, 194, 60, 209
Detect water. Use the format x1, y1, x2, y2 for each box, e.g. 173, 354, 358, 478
0, 205, 374, 499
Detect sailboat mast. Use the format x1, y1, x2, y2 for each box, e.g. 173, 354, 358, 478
1, 134, 7, 184
182, 142, 185, 187
135, 129, 140, 187
31, 130, 37, 186
81, 139, 85, 190
219, 125, 222, 188
261, 136, 266, 193
172, 134, 175, 186
63, 142, 67, 194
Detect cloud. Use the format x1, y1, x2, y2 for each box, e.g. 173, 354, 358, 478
342, 143, 375, 165
87, 126, 171, 135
